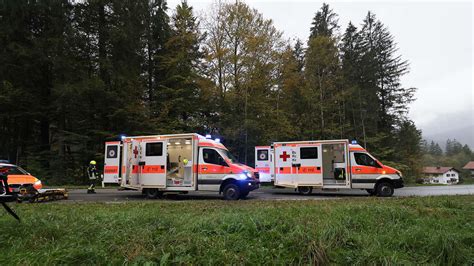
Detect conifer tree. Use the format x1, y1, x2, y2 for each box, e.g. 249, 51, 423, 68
155, 0, 206, 132
305, 3, 342, 139
309, 3, 339, 39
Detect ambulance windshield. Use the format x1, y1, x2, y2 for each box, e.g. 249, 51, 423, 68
220, 149, 239, 164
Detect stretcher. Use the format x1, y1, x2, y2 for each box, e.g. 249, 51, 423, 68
18, 187, 68, 203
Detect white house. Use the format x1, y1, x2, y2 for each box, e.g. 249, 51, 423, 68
422, 167, 460, 185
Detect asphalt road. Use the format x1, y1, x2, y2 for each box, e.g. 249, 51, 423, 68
61, 184, 474, 202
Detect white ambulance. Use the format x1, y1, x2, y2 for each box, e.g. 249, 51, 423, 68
255, 140, 403, 197
104, 133, 260, 200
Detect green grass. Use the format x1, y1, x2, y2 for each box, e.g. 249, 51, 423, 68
460, 178, 474, 185
1, 196, 473, 265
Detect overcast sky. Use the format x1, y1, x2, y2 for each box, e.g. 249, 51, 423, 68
169, 0, 474, 147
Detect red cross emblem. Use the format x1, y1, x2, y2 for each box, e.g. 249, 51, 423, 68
133, 146, 139, 158
280, 151, 290, 162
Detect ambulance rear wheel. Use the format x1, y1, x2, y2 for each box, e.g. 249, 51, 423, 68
298, 186, 313, 195
223, 183, 241, 200
376, 182, 394, 197
144, 188, 162, 199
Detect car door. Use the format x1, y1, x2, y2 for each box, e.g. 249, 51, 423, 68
350, 152, 383, 188
198, 148, 230, 191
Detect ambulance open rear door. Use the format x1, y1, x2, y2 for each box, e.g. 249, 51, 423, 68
255, 146, 273, 182
138, 139, 168, 188
104, 141, 121, 185
274, 142, 323, 188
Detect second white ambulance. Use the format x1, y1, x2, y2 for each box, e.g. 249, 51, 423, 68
104, 133, 259, 200
255, 139, 403, 197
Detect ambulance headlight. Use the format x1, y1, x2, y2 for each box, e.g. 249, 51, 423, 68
239, 171, 252, 179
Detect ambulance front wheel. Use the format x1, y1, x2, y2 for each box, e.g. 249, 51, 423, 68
376, 182, 394, 197
239, 191, 249, 199
297, 186, 313, 195
366, 189, 376, 196
223, 183, 241, 200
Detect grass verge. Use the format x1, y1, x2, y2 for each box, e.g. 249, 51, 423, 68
1, 196, 473, 265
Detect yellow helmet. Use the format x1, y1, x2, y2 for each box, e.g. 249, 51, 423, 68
90, 160, 97, 165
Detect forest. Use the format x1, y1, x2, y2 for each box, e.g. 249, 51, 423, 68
1, 0, 461, 184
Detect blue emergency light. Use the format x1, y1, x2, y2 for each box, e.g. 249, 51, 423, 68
351, 140, 358, 144
215, 138, 220, 143
205, 134, 212, 139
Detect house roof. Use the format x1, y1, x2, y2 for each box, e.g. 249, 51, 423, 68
462, 161, 474, 170
422, 167, 459, 174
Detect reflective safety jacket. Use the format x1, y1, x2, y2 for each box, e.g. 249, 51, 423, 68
88, 165, 99, 180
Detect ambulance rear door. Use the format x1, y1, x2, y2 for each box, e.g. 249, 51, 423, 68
293, 143, 323, 187
123, 139, 140, 187
104, 141, 121, 184
255, 146, 272, 182
139, 139, 168, 188
274, 144, 294, 186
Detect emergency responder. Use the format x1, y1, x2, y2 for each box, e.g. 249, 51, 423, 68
87, 160, 99, 194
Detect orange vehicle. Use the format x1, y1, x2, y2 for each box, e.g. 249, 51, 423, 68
0, 163, 42, 193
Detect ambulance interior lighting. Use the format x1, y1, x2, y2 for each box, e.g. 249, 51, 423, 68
205, 134, 212, 139
185, 140, 191, 145
175, 142, 181, 145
